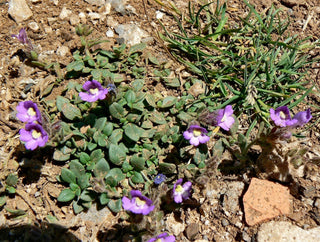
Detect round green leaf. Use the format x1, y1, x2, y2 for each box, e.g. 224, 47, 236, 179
57, 188, 76, 202
130, 155, 145, 171
61, 168, 76, 184
107, 199, 122, 213
94, 158, 110, 178
109, 144, 126, 165
131, 171, 144, 184
158, 96, 177, 108
99, 193, 110, 205
124, 123, 142, 142
109, 103, 125, 119
53, 149, 70, 162
61, 103, 81, 121
105, 168, 125, 185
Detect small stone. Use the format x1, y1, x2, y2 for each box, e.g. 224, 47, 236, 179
88, 12, 101, 20
106, 16, 118, 28
221, 218, 229, 227
79, 12, 87, 23
257, 221, 320, 242
44, 27, 53, 34
28, 21, 39, 32
242, 231, 251, 242
222, 181, 245, 214
185, 223, 199, 240
56, 46, 70, 57
314, 198, 320, 209
243, 178, 291, 226
280, 0, 306, 7
114, 24, 148, 45
85, 0, 105, 6
59, 7, 72, 20
166, 213, 185, 236
156, 10, 165, 19
69, 14, 80, 26
8, 0, 33, 23
106, 29, 114, 37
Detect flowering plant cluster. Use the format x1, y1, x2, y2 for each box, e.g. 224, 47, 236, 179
16, 101, 48, 150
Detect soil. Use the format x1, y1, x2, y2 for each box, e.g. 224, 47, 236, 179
0, 0, 320, 241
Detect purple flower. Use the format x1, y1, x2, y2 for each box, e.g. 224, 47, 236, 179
122, 190, 155, 215
79, 80, 109, 102
292, 108, 312, 127
154, 173, 166, 185
270, 106, 297, 127
214, 105, 235, 131
19, 123, 48, 150
147, 233, 175, 242
183, 125, 210, 146
16, 101, 42, 123
172, 178, 192, 203
11, 28, 32, 48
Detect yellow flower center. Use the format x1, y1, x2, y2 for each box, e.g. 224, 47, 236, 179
221, 114, 227, 122
175, 185, 183, 193
280, 111, 286, 119
135, 197, 146, 206
193, 129, 201, 137
27, 107, 36, 116
90, 88, 99, 94
32, 130, 41, 139
155, 239, 162, 242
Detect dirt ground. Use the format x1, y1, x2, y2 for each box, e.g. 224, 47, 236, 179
1, 0, 320, 241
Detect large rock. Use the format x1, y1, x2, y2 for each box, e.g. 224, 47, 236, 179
8, 0, 33, 23
243, 178, 291, 226
257, 221, 320, 242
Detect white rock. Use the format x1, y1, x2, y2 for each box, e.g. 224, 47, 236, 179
257, 221, 320, 242
79, 12, 87, 23
31, 0, 41, 3
166, 213, 185, 236
8, 0, 33, 23
156, 10, 165, 19
106, 29, 114, 37
88, 12, 101, 20
44, 27, 52, 34
106, 16, 118, 28
56, 46, 70, 57
51, 0, 59, 5
59, 7, 72, 20
104, 2, 111, 15
115, 24, 148, 45
85, 0, 105, 6
69, 14, 80, 26
28, 22, 39, 32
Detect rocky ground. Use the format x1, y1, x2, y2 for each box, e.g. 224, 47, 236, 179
1, 0, 320, 241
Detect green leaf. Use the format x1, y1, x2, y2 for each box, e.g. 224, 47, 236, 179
99, 193, 110, 205
57, 188, 76, 202
90, 149, 104, 163
94, 158, 110, 178
158, 96, 177, 108
131, 171, 144, 184
132, 79, 144, 91
108, 129, 123, 144
124, 123, 142, 142
80, 189, 96, 202
53, 149, 71, 162
4, 207, 26, 216
73, 201, 84, 214
56, 96, 70, 112
79, 152, 91, 165
6, 186, 16, 194
107, 199, 122, 213
70, 160, 85, 178
94, 117, 107, 130
122, 161, 133, 172
149, 111, 166, 124
109, 144, 126, 165
6, 174, 18, 187
109, 103, 126, 119
159, 162, 176, 174
0, 196, 6, 207
145, 93, 157, 107
130, 155, 145, 171
125, 90, 136, 104
61, 168, 76, 184
129, 42, 146, 55
105, 168, 125, 185
67, 60, 84, 72
103, 123, 113, 136
78, 173, 91, 190
61, 103, 82, 121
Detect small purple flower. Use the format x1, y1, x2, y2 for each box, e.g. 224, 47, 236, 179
292, 108, 312, 127
147, 233, 175, 242
214, 105, 235, 131
270, 106, 297, 127
79, 80, 109, 102
122, 190, 155, 215
16, 101, 42, 124
183, 125, 210, 146
11, 28, 32, 48
19, 123, 48, 150
154, 173, 166, 185
172, 178, 192, 203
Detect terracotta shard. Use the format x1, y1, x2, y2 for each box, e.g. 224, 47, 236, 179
243, 178, 291, 226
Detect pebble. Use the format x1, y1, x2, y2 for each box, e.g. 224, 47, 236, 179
88, 12, 101, 20
69, 14, 80, 26
114, 24, 148, 45
257, 221, 320, 242
156, 10, 165, 19
221, 218, 229, 227
28, 21, 40, 32
59, 7, 72, 20
185, 223, 199, 240
221, 181, 245, 214
243, 178, 291, 226
79, 12, 87, 23
85, 0, 105, 6
56, 46, 70, 57
106, 29, 114, 37
8, 0, 33, 23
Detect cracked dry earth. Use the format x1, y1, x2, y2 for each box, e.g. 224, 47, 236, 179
1, 0, 320, 241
